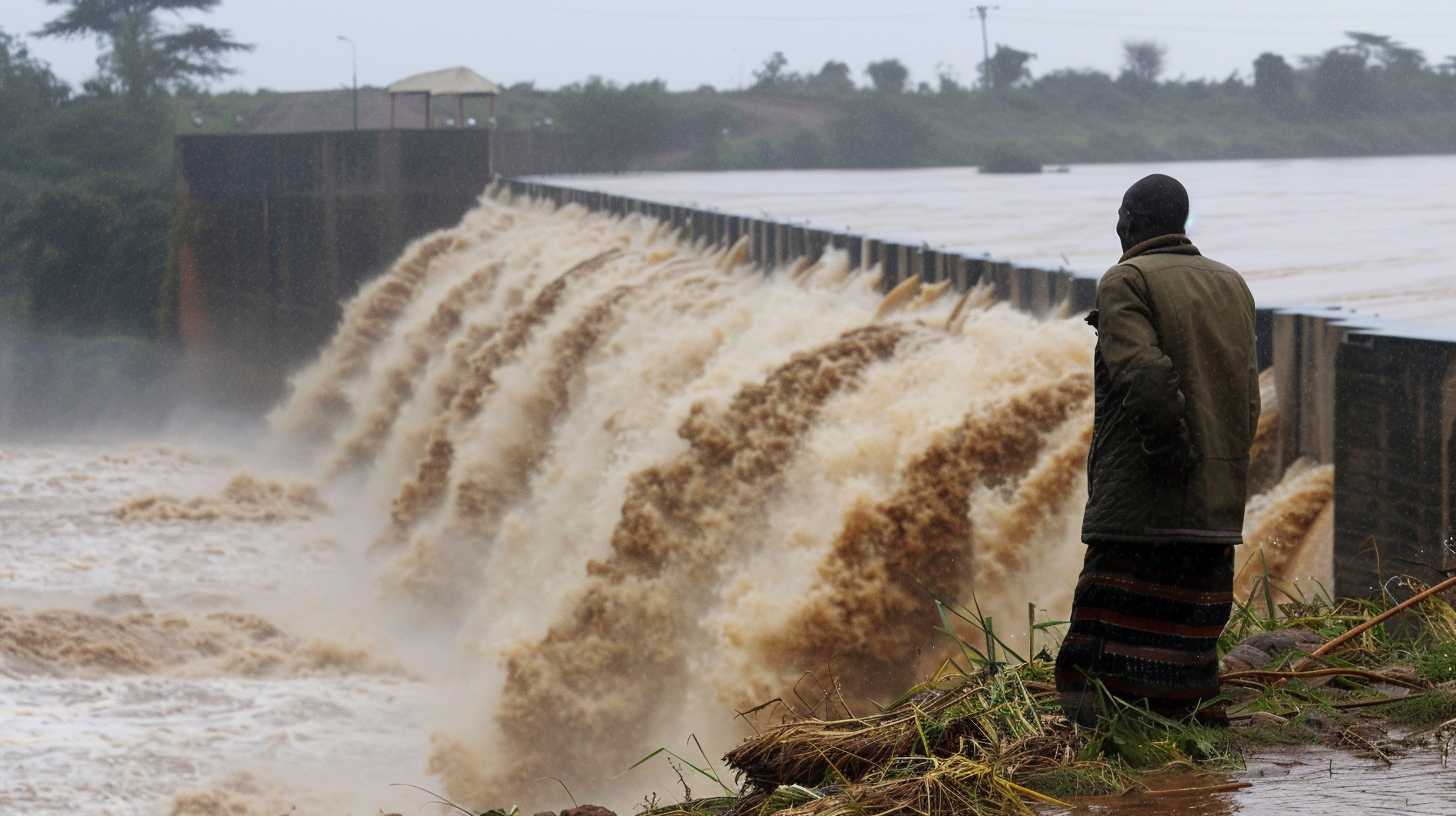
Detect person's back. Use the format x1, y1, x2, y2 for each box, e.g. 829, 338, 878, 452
1057, 173, 1259, 726
1082, 238, 1259, 544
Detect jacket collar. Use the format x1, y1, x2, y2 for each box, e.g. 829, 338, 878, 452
1119, 233, 1200, 263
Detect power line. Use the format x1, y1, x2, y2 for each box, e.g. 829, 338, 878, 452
556, 8, 945, 23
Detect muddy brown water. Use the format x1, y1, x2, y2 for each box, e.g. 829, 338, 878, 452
1061, 746, 1456, 814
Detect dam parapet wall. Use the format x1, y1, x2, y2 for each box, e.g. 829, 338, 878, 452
501, 178, 1456, 597
173, 130, 494, 402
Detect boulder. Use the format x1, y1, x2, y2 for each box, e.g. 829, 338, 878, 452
1221, 627, 1323, 673
561, 806, 616, 816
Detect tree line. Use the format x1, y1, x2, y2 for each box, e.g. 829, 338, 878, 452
0, 0, 247, 339
500, 33, 1456, 172
5, 16, 1456, 341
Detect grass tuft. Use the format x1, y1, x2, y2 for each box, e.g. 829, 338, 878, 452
629, 572, 1456, 816
1383, 690, 1456, 730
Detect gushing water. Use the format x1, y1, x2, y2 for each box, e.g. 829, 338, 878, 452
2, 189, 1329, 813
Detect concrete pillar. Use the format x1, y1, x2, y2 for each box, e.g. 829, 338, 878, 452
1051, 272, 1073, 310
1254, 308, 1276, 372
882, 243, 902, 291
907, 247, 924, 282
923, 250, 943, 283
1069, 276, 1098, 314
787, 226, 805, 262
1273, 309, 1376, 469
1020, 267, 1053, 313
989, 262, 1014, 302
1333, 333, 1456, 597
841, 234, 862, 270
807, 229, 829, 264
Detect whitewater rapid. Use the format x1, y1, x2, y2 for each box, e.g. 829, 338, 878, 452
1, 190, 1332, 813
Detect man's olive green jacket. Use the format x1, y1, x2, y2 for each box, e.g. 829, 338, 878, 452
1082, 234, 1259, 545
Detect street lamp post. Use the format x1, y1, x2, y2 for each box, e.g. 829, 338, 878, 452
337, 35, 358, 130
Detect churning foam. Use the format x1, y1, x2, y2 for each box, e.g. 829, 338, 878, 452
115, 472, 325, 523
255, 188, 1321, 808
0, 599, 403, 678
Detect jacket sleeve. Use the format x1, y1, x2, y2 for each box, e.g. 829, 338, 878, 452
1244, 286, 1262, 443
1096, 265, 1189, 465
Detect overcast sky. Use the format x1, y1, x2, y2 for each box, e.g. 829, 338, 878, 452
11, 0, 1456, 93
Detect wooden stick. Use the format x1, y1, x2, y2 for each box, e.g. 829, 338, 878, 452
1221, 666, 1426, 689
1333, 694, 1424, 711
1292, 573, 1456, 672
1136, 781, 1253, 797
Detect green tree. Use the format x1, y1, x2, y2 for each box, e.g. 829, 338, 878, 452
829, 95, 930, 166
1252, 52, 1297, 111
752, 51, 790, 90
781, 127, 828, 167
935, 63, 966, 95
556, 77, 671, 171
3, 89, 172, 334
981, 45, 1035, 91
865, 59, 908, 93
37, 0, 251, 100
0, 31, 70, 130
1309, 47, 1375, 117
1120, 40, 1166, 86
812, 60, 855, 94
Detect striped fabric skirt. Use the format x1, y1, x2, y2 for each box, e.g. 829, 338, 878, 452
1054, 542, 1234, 725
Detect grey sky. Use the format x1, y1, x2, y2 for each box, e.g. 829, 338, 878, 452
11, 0, 1456, 93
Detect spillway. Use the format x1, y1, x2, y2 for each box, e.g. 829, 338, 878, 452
1, 189, 1330, 813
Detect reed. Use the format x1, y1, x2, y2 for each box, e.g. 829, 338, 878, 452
630, 572, 1456, 816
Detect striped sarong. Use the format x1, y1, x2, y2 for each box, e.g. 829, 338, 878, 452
1054, 542, 1234, 725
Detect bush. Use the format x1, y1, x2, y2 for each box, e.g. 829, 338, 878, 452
978, 142, 1044, 174
556, 78, 672, 171
829, 95, 933, 167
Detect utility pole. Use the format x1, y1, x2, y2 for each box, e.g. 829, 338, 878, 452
974, 6, 998, 91
337, 35, 358, 130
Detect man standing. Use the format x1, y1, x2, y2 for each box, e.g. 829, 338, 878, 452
1056, 174, 1259, 725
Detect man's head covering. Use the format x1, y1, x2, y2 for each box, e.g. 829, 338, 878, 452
1122, 173, 1189, 234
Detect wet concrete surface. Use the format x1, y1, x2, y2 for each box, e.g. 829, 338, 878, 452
1063, 744, 1456, 814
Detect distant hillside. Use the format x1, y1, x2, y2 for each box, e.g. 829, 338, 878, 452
178, 64, 1456, 176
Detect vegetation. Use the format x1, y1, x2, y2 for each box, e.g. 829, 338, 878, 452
6, 24, 1456, 340
465, 33, 1456, 173
0, 1, 248, 337
613, 573, 1456, 816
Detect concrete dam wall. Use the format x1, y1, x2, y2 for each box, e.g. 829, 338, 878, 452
168, 137, 1455, 596
172, 130, 493, 401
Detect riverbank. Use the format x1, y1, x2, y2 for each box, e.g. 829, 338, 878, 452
541, 584, 1456, 816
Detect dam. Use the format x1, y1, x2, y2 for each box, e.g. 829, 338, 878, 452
5, 146, 1455, 813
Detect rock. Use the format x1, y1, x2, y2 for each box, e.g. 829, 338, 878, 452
1221, 644, 1272, 674
1220, 627, 1323, 672
1300, 708, 1334, 732
561, 806, 616, 816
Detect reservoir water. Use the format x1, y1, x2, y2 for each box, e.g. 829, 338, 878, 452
553, 156, 1456, 333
